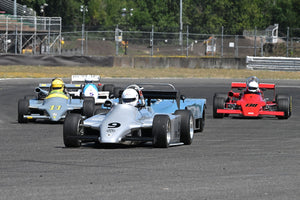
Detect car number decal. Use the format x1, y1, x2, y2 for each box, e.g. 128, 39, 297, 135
50, 105, 62, 110
245, 104, 258, 107
108, 122, 121, 128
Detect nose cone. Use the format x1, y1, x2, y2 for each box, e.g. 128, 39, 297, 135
44, 97, 68, 121
99, 104, 139, 143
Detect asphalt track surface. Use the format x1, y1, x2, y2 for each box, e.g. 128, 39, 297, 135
1, 78, 299, 200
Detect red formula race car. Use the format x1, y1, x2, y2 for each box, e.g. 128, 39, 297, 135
213, 76, 292, 119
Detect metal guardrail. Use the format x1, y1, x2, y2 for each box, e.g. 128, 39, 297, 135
246, 56, 300, 71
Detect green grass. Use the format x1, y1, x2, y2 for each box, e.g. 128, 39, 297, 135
0, 65, 300, 79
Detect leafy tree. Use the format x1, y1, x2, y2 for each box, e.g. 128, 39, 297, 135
14, 0, 300, 34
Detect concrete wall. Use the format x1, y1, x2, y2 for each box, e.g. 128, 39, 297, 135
0, 54, 246, 69
114, 57, 246, 69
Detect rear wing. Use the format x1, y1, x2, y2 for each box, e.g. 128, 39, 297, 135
143, 90, 179, 100
38, 83, 82, 90
231, 82, 275, 89
117, 83, 182, 108
71, 75, 100, 83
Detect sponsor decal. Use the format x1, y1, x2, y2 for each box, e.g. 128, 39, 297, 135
245, 104, 258, 107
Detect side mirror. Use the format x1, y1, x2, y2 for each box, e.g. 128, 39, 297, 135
180, 95, 186, 101
104, 100, 112, 108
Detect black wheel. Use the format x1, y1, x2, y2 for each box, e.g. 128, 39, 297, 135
102, 84, 115, 94
277, 98, 290, 119
276, 94, 292, 117
82, 97, 95, 118
113, 87, 123, 98
152, 115, 171, 148
18, 99, 29, 123
213, 96, 225, 118
214, 93, 228, 100
199, 106, 205, 132
174, 110, 194, 145
275, 94, 289, 102
63, 113, 83, 147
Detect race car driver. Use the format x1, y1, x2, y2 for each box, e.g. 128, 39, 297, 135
121, 88, 139, 106
245, 79, 260, 94
121, 87, 145, 107
49, 78, 66, 95
229, 77, 261, 99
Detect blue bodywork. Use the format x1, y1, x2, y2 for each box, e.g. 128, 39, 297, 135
28, 97, 83, 121
150, 99, 205, 119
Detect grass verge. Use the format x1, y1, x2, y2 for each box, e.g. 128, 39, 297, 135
0, 65, 300, 79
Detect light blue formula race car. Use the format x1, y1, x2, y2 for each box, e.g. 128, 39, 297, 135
63, 83, 206, 148
18, 83, 95, 123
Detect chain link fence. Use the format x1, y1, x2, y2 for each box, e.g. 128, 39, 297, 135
61, 26, 300, 58
1, 18, 299, 58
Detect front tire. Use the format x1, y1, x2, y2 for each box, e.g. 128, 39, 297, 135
63, 113, 83, 147
152, 115, 171, 148
18, 99, 29, 123
213, 96, 225, 118
175, 110, 194, 145
277, 98, 290, 119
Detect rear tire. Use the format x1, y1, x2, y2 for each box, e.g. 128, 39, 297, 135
83, 97, 95, 118
18, 99, 29, 123
277, 98, 290, 119
102, 84, 115, 94
63, 113, 83, 147
213, 96, 225, 118
214, 93, 228, 100
199, 107, 205, 132
113, 87, 123, 98
174, 110, 194, 145
152, 115, 171, 148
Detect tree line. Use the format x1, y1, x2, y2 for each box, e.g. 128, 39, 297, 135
17, 0, 300, 35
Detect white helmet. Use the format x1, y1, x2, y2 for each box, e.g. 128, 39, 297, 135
122, 88, 139, 106
247, 81, 259, 93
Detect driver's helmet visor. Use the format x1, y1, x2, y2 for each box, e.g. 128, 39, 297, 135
248, 87, 257, 91
123, 98, 137, 103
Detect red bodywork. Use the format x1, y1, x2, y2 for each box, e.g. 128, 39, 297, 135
217, 82, 284, 117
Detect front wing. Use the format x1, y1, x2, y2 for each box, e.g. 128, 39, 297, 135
217, 108, 284, 117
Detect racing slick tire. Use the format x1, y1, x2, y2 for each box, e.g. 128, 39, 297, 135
213, 96, 225, 118
63, 113, 83, 147
277, 98, 290, 119
152, 115, 171, 148
83, 97, 95, 118
276, 94, 292, 117
113, 87, 123, 98
18, 99, 30, 123
199, 107, 205, 132
214, 93, 228, 100
102, 84, 115, 95
174, 110, 194, 145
